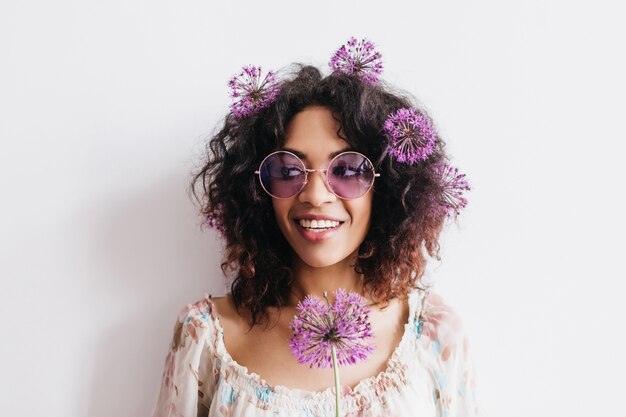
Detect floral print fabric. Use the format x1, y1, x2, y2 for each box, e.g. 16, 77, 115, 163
151, 288, 482, 417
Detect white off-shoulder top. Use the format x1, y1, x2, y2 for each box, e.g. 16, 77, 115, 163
151, 287, 482, 417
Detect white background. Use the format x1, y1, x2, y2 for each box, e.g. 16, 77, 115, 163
1, 1, 624, 416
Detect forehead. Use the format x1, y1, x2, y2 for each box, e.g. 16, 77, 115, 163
283, 106, 350, 158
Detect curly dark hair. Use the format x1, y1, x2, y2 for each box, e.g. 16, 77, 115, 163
190, 64, 451, 327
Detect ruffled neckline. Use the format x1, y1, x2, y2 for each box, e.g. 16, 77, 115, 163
206, 287, 426, 413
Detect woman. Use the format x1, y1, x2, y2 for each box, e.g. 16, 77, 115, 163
152, 38, 481, 417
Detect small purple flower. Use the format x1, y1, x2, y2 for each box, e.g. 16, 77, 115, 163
432, 161, 470, 218
205, 203, 226, 236
329, 37, 383, 85
384, 108, 437, 164
289, 289, 374, 369
228, 65, 281, 118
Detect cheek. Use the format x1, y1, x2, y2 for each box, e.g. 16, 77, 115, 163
272, 199, 292, 232
347, 195, 373, 231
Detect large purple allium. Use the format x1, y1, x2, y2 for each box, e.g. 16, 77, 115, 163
289, 289, 375, 369
227, 65, 281, 118
329, 37, 383, 85
433, 161, 471, 218
384, 108, 437, 165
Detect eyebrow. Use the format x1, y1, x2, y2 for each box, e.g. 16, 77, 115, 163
281, 147, 353, 159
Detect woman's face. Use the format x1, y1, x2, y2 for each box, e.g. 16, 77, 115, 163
272, 105, 373, 268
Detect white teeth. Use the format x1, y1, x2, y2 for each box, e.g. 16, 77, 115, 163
298, 219, 341, 229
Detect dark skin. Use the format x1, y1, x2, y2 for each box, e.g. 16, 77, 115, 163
209, 292, 410, 392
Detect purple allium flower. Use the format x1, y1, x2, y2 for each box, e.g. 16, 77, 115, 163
227, 65, 281, 118
384, 108, 437, 165
329, 37, 383, 85
432, 161, 471, 218
205, 203, 226, 236
289, 289, 375, 369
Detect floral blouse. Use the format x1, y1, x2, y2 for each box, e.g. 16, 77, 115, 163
151, 287, 482, 417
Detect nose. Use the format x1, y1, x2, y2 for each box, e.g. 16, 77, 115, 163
297, 170, 337, 206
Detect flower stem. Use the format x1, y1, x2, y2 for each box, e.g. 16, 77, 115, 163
331, 344, 341, 417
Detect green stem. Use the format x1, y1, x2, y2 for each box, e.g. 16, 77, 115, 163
331, 344, 341, 417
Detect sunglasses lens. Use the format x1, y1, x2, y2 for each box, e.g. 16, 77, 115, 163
328, 153, 375, 199
258, 152, 306, 198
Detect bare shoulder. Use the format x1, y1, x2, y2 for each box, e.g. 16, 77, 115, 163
207, 294, 231, 316
208, 294, 236, 321
207, 293, 251, 336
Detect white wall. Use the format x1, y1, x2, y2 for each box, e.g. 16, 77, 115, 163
1, 1, 624, 416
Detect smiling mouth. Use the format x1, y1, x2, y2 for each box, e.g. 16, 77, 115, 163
294, 219, 345, 232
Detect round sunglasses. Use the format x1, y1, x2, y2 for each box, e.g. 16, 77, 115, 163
254, 150, 380, 200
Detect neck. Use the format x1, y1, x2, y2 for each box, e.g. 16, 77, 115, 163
287, 250, 373, 306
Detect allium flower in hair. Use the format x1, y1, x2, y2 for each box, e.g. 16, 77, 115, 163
227, 65, 281, 118
384, 108, 437, 164
289, 289, 374, 369
205, 203, 226, 236
433, 161, 471, 218
329, 37, 383, 85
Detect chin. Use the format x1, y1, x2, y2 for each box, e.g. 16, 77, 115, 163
292, 245, 357, 269
299, 257, 341, 268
